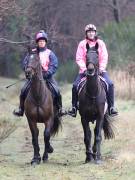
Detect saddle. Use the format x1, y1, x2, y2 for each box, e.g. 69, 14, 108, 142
77, 76, 108, 115
77, 76, 108, 95
46, 80, 59, 99
77, 77, 86, 95
99, 76, 109, 92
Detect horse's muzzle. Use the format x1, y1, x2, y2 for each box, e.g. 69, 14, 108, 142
87, 68, 95, 76
87, 63, 96, 76
25, 69, 33, 80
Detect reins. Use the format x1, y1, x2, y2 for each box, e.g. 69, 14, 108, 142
27, 63, 47, 106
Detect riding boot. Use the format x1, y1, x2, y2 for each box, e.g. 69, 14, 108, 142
107, 84, 118, 117
57, 93, 66, 116
13, 80, 31, 117
68, 87, 78, 117
13, 94, 25, 116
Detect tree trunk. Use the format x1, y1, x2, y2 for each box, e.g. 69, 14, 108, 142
113, 0, 121, 23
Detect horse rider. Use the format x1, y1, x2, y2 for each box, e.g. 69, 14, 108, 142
68, 24, 118, 117
13, 30, 65, 117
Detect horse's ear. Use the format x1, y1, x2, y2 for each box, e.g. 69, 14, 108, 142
95, 42, 99, 50
86, 43, 89, 51
28, 46, 38, 55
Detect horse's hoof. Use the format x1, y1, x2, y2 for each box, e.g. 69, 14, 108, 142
42, 154, 48, 163
42, 157, 48, 163
43, 158, 48, 163
85, 158, 94, 163
85, 159, 90, 163
85, 153, 94, 163
31, 156, 41, 166
47, 145, 54, 153
31, 161, 38, 167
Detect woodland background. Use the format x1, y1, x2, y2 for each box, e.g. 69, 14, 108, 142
0, 2, 135, 179
0, 0, 135, 81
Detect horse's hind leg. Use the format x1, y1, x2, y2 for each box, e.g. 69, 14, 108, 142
28, 120, 41, 165
81, 118, 93, 163
42, 120, 53, 163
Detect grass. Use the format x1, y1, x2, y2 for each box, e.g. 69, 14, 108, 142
0, 76, 135, 180
110, 70, 135, 101
0, 77, 21, 143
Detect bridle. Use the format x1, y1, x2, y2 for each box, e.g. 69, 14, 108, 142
25, 64, 44, 81
25, 64, 46, 107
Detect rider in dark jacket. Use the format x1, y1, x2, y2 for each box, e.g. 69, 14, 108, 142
13, 30, 65, 117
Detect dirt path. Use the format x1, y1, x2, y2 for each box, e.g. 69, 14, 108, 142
0, 109, 135, 180
0, 115, 86, 180
0, 92, 135, 180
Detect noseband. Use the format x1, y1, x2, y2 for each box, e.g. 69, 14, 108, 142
25, 65, 44, 81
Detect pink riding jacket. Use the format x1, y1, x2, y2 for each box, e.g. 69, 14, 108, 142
76, 39, 108, 73
39, 49, 51, 71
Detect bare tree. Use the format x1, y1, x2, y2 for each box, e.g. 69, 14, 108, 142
0, 0, 22, 18
0, 0, 135, 77
103, 0, 129, 23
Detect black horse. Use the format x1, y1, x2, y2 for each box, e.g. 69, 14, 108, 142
78, 43, 115, 164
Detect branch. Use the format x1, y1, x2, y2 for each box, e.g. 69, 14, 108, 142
103, 0, 129, 9
0, 38, 34, 44
121, 0, 129, 8
103, 0, 117, 9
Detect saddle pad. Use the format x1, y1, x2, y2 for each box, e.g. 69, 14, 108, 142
77, 76, 108, 96
99, 76, 109, 92
77, 77, 86, 95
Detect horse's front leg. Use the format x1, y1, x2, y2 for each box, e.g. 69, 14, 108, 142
93, 115, 104, 164
28, 120, 41, 165
81, 117, 93, 163
42, 119, 53, 163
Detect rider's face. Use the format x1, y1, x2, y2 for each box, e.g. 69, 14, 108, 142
37, 39, 46, 48
87, 30, 96, 40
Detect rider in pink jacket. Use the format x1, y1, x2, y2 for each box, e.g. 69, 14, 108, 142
68, 24, 118, 117
76, 38, 108, 74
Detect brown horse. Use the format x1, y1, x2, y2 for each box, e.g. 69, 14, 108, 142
78, 43, 115, 164
24, 53, 61, 165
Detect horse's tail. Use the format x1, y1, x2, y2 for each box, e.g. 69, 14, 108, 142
103, 113, 115, 139
51, 115, 62, 137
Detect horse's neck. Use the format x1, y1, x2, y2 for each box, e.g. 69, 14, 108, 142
86, 75, 99, 97
30, 66, 47, 100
